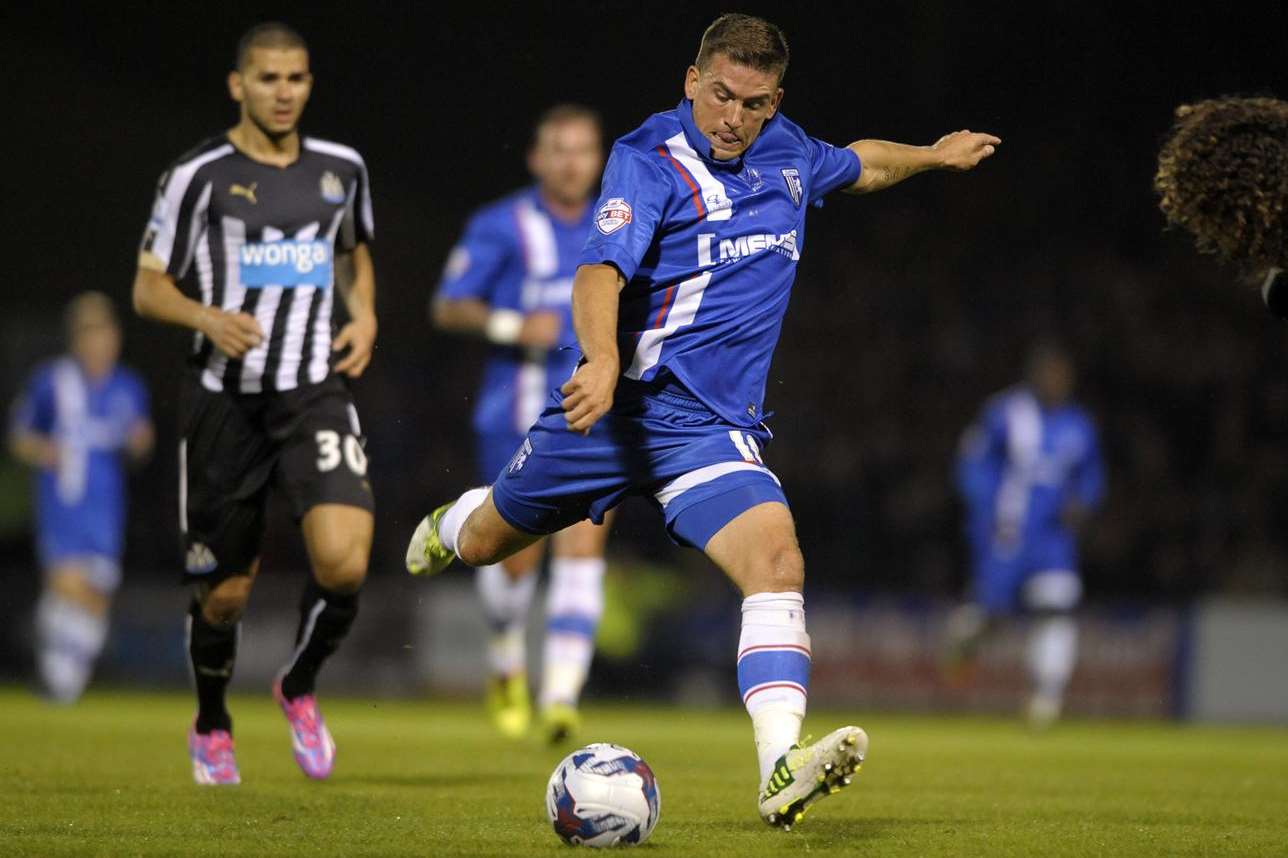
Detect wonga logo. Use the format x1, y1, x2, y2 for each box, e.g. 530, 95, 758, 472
239, 239, 333, 287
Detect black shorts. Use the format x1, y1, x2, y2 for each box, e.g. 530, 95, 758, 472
179, 373, 374, 582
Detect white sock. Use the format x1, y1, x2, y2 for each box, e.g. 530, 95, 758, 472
37, 591, 108, 703
1027, 615, 1077, 702
738, 592, 810, 784
539, 557, 605, 709
438, 487, 490, 559
475, 564, 537, 677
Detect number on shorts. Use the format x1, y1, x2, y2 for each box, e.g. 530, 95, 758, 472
316, 430, 368, 476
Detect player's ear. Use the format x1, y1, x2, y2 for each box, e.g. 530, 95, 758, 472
227, 70, 244, 104
684, 65, 701, 100
768, 87, 784, 118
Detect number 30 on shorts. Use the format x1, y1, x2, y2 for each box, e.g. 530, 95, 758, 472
315, 430, 368, 475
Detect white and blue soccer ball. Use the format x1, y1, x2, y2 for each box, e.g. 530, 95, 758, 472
546, 743, 661, 847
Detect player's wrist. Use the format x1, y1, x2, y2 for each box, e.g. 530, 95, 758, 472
485, 309, 524, 345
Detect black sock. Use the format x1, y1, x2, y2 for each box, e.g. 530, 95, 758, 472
188, 600, 237, 734
279, 579, 360, 700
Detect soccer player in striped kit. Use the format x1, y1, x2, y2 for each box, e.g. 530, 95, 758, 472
432, 105, 610, 744
408, 13, 998, 827
9, 293, 153, 703
132, 22, 377, 785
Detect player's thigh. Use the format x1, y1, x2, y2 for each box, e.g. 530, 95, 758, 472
179, 378, 273, 587
703, 501, 804, 596
274, 377, 375, 534
301, 503, 373, 591
550, 509, 615, 559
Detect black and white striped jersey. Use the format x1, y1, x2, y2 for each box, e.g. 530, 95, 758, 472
140, 135, 374, 394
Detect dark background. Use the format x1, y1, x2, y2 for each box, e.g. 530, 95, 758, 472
4, 1, 1288, 603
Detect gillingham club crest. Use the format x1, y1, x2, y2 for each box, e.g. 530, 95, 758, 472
595, 197, 633, 235
781, 168, 803, 208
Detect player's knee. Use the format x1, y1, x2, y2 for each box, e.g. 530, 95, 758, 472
310, 532, 369, 594
200, 576, 254, 626
747, 540, 805, 595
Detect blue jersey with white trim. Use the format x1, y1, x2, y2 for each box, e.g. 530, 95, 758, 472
9, 358, 150, 561
956, 386, 1106, 552
438, 186, 593, 436
579, 98, 861, 427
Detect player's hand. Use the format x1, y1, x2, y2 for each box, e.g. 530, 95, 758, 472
561, 357, 618, 435
932, 130, 1001, 171
200, 308, 263, 359
517, 311, 562, 349
333, 314, 378, 378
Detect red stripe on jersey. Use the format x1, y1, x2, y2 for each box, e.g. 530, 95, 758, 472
656, 145, 706, 217
651, 284, 678, 330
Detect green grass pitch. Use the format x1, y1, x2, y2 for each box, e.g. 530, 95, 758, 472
0, 689, 1285, 856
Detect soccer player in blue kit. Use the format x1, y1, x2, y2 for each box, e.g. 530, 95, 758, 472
949, 343, 1105, 728
9, 292, 154, 703
408, 14, 999, 827
432, 105, 610, 743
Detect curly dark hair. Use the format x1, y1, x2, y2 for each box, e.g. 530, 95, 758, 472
1155, 96, 1288, 272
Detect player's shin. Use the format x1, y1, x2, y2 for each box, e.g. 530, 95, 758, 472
1026, 613, 1078, 724
737, 592, 810, 783
279, 578, 359, 700
187, 600, 237, 733
439, 487, 491, 557
539, 557, 605, 710
476, 563, 536, 677
36, 590, 107, 703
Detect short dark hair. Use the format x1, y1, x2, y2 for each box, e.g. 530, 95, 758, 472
695, 13, 789, 84
1156, 96, 1288, 272
532, 103, 603, 146
235, 22, 308, 70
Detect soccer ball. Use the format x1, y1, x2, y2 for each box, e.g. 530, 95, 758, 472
545, 743, 661, 847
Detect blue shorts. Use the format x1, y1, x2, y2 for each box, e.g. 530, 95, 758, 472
491, 378, 788, 549
971, 533, 1079, 613
477, 431, 526, 485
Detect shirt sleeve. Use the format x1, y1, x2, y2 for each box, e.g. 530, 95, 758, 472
436, 212, 518, 307
578, 146, 670, 281
339, 156, 375, 251
139, 165, 212, 280
9, 368, 55, 437
955, 402, 1006, 510
806, 137, 862, 207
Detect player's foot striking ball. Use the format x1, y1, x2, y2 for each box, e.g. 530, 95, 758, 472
1156, 96, 1288, 301
408, 12, 998, 825
757, 726, 867, 830
132, 21, 378, 784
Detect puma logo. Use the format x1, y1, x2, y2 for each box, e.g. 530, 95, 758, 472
230, 182, 258, 204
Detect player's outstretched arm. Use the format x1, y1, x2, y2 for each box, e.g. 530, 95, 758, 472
333, 243, 378, 378
432, 298, 563, 350
131, 264, 263, 359
845, 131, 1000, 194
561, 263, 625, 435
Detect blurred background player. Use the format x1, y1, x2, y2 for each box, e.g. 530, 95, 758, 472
947, 342, 1105, 727
8, 292, 153, 703
132, 22, 377, 784
432, 105, 608, 743
409, 13, 999, 829
1156, 96, 1288, 311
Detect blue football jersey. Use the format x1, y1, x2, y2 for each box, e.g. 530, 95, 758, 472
9, 358, 150, 561
578, 98, 862, 427
437, 186, 593, 436
956, 386, 1105, 551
